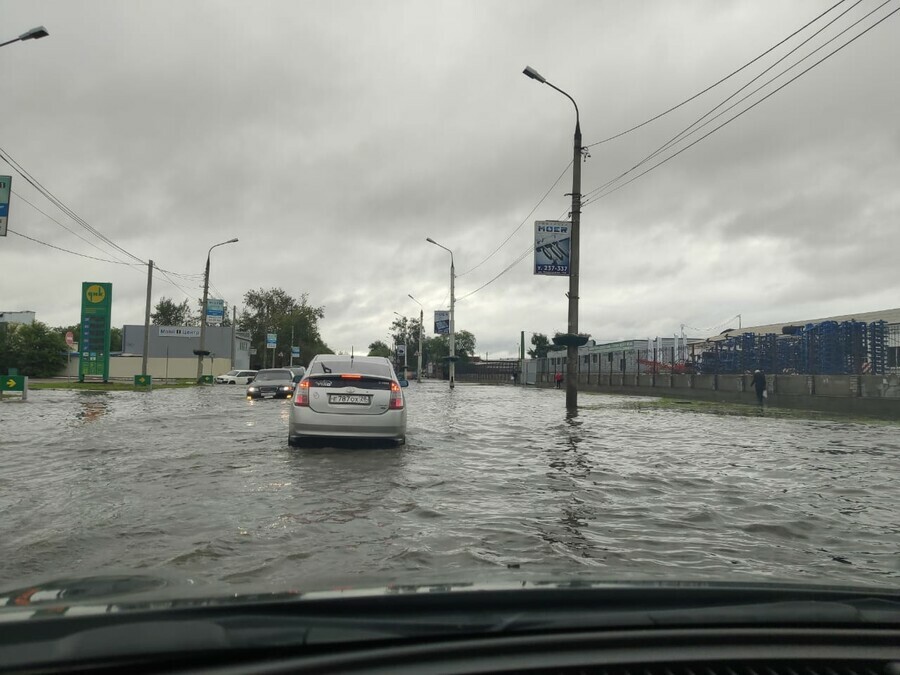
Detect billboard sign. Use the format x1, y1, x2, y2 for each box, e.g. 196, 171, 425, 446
206, 298, 224, 325
434, 310, 450, 335
534, 220, 570, 276
0, 175, 10, 236
158, 326, 201, 338
78, 282, 112, 382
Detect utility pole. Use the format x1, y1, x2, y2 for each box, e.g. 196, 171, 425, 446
196, 238, 238, 381
523, 66, 583, 413
142, 260, 153, 377
449, 255, 456, 388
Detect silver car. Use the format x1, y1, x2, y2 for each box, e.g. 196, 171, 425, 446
246, 369, 296, 399
288, 355, 408, 446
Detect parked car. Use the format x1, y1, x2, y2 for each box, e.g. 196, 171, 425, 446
289, 355, 408, 446
288, 366, 306, 384
246, 369, 296, 399
215, 369, 257, 385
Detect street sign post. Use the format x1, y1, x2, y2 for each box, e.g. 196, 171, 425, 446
206, 298, 225, 325
0, 375, 28, 400
78, 282, 112, 382
133, 374, 152, 390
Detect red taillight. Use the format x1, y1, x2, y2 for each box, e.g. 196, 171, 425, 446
389, 381, 404, 410
294, 379, 310, 407
341, 374, 362, 379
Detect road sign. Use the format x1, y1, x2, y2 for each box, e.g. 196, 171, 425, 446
434, 310, 450, 335
79, 282, 112, 382
291, 346, 300, 358
0, 374, 27, 400
65, 331, 74, 347
266, 333, 277, 348
0, 175, 10, 237
133, 374, 152, 389
206, 298, 225, 325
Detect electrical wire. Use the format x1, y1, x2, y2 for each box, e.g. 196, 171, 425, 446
456, 160, 572, 278
583, 0, 850, 148
457, 242, 536, 302
11, 189, 136, 266
6, 228, 137, 264
0, 147, 146, 264
581, 0, 879, 204
581, 3, 899, 206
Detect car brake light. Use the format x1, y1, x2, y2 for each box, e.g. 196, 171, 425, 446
294, 379, 310, 407
389, 381, 404, 410
341, 374, 362, 379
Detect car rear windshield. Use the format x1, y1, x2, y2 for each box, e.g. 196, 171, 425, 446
255, 370, 292, 381
311, 361, 393, 378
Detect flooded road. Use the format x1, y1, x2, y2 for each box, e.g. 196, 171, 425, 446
2, 382, 898, 592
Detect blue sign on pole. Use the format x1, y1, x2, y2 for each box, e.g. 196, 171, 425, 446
533, 220, 570, 276
266, 333, 277, 348
291, 346, 300, 358
0, 175, 10, 237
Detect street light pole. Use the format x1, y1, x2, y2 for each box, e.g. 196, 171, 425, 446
523, 65, 583, 413
408, 294, 425, 383
196, 238, 238, 381
0, 26, 49, 49
393, 311, 409, 378
426, 238, 456, 389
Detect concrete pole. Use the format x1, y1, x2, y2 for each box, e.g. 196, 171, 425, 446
142, 260, 153, 377
565, 118, 582, 413
418, 307, 424, 383
196, 252, 211, 381
449, 256, 455, 389
196, 238, 238, 381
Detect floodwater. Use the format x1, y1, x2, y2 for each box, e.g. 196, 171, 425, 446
1, 382, 898, 593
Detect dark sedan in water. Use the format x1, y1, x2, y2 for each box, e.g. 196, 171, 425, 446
246, 369, 295, 399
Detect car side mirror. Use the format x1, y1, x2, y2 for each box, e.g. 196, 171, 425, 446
399, 379, 409, 388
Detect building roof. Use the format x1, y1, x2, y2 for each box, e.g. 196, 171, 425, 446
706, 307, 900, 341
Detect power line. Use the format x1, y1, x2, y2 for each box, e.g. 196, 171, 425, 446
11, 189, 136, 266
457, 242, 535, 302
582, 0, 876, 203
583, 0, 850, 148
6, 228, 137, 264
0, 147, 146, 264
457, 159, 572, 278
582, 2, 898, 206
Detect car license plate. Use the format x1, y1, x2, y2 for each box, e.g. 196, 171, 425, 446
329, 394, 370, 405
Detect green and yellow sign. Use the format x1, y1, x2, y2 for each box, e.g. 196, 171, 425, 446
78, 282, 113, 382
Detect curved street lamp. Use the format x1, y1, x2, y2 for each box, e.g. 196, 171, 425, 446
426, 237, 455, 389
0, 26, 49, 49
196, 237, 239, 381
523, 65, 583, 413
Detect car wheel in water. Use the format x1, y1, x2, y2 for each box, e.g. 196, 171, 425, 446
229, 381, 236, 385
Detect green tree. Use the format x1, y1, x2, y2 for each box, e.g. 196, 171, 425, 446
238, 287, 331, 369
368, 340, 392, 358
528, 332, 551, 358
1, 321, 67, 377
422, 329, 476, 365
151, 297, 194, 325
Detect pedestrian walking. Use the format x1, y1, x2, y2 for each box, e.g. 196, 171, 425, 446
554, 371, 563, 389
751, 369, 767, 406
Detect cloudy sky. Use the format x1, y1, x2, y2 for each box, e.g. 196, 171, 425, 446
2, 0, 898, 357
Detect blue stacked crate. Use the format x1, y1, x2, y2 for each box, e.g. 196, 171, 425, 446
800, 323, 818, 374
868, 321, 887, 374
841, 321, 867, 374
758, 333, 777, 372
776, 336, 801, 373
817, 321, 842, 374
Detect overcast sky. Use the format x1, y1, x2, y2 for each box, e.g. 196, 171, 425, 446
2, 0, 898, 358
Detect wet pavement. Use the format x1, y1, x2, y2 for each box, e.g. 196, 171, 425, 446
1, 382, 898, 592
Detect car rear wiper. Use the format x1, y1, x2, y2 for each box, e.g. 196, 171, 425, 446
320, 363, 332, 373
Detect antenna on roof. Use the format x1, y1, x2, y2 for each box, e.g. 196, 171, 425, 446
351, 346, 354, 361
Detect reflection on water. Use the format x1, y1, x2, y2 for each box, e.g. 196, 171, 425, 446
2, 383, 898, 593
75, 392, 110, 424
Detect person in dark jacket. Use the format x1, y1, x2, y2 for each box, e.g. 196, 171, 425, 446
751, 369, 767, 405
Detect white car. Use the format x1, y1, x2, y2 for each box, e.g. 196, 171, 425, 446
215, 369, 258, 385
289, 355, 408, 446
